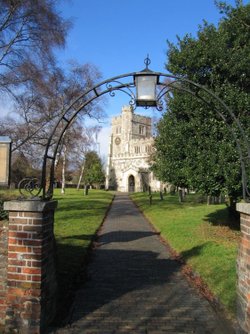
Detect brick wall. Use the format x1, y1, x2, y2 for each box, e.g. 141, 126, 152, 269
237, 203, 250, 334
4, 200, 57, 334
0, 220, 8, 328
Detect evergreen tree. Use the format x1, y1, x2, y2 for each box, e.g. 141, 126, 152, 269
82, 151, 105, 188
153, 1, 250, 208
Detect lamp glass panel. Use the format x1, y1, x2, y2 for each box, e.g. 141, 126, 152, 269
136, 75, 157, 102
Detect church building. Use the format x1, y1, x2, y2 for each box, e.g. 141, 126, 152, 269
105, 105, 162, 192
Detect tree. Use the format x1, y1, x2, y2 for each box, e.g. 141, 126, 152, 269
0, 0, 70, 177
11, 151, 39, 186
82, 151, 105, 191
0, 1, 107, 195
153, 1, 250, 209
54, 124, 102, 194
0, 62, 103, 151
0, 0, 70, 95
75, 126, 102, 190
0, 62, 105, 184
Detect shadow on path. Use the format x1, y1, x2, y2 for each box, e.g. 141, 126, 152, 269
52, 193, 235, 334
98, 230, 160, 244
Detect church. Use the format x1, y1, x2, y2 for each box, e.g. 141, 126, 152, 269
105, 105, 163, 192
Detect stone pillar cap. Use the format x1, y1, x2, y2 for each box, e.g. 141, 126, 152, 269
236, 202, 250, 215
4, 200, 58, 212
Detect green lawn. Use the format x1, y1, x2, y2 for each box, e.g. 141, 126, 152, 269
130, 192, 240, 316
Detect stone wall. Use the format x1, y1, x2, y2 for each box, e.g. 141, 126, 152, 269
237, 203, 250, 334
0, 220, 8, 327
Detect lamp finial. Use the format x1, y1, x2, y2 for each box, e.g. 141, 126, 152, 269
144, 55, 151, 69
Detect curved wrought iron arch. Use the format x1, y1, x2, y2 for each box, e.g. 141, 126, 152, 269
19, 70, 250, 202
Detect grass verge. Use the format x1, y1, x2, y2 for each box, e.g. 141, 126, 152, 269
130, 192, 240, 317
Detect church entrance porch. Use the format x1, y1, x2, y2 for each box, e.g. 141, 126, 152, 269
128, 175, 135, 192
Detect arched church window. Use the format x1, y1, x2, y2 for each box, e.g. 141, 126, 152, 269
135, 146, 140, 154
139, 125, 145, 135
116, 126, 121, 134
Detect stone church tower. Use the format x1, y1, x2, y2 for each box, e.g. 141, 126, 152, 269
106, 105, 162, 192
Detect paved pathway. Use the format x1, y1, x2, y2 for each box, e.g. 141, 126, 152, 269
54, 193, 235, 334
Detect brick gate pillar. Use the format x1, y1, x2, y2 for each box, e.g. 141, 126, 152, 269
3, 199, 58, 334
237, 203, 250, 334
0, 220, 8, 330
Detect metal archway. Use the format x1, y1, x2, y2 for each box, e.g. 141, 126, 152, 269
18, 67, 250, 202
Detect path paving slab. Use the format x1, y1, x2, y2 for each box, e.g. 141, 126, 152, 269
53, 193, 235, 334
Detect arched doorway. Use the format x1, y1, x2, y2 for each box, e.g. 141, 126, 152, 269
128, 175, 135, 192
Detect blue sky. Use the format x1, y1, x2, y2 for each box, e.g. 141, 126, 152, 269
56, 0, 248, 158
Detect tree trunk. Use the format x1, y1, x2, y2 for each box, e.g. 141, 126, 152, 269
84, 184, 89, 196
61, 146, 66, 194
160, 191, 163, 200
77, 163, 84, 190
178, 188, 184, 203
207, 195, 211, 205
219, 194, 224, 204
227, 196, 237, 216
